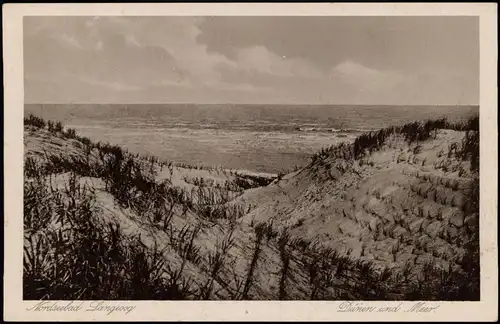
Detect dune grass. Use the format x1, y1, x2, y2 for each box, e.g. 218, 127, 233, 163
24, 114, 480, 300
311, 116, 479, 172
253, 216, 479, 301
23, 171, 195, 300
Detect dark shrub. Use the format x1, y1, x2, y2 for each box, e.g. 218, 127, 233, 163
24, 114, 46, 129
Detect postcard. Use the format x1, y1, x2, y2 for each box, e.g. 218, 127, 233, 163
3, 3, 498, 322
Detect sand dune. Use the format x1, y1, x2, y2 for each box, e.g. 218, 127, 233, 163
23, 115, 480, 300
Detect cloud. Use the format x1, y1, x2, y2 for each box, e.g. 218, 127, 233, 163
24, 16, 478, 104
56, 33, 84, 49
77, 75, 142, 91
101, 18, 306, 91
24, 18, 193, 94
233, 45, 323, 79
331, 61, 405, 92
21, 16, 414, 105
216, 81, 270, 93
109, 17, 236, 86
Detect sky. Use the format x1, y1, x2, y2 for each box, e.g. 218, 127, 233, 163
24, 16, 479, 105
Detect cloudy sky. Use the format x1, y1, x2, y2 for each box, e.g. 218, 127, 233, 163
24, 16, 479, 105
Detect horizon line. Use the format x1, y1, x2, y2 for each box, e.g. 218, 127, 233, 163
24, 102, 480, 107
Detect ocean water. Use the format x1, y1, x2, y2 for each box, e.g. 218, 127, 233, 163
24, 104, 479, 173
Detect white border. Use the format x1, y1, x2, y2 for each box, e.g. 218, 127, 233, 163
3, 3, 498, 322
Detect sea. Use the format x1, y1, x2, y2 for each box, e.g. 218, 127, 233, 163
24, 104, 479, 174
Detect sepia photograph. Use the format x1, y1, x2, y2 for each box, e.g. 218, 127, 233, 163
3, 3, 498, 322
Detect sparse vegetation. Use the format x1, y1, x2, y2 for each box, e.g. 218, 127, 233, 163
23, 171, 195, 300
240, 223, 268, 299
277, 228, 292, 300
310, 116, 479, 166
200, 224, 237, 299
24, 114, 46, 129
23, 114, 480, 301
